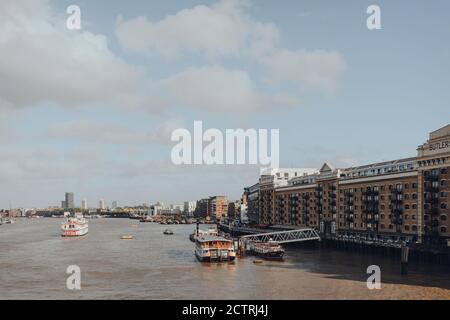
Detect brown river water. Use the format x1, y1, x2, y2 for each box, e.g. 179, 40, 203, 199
0, 218, 449, 299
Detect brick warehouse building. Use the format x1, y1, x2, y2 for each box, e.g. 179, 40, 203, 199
250, 125, 450, 246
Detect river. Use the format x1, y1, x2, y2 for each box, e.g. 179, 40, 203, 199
0, 218, 449, 299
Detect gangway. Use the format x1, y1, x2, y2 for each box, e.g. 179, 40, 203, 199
240, 228, 320, 244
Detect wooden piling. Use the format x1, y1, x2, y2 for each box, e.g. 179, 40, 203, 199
401, 243, 409, 275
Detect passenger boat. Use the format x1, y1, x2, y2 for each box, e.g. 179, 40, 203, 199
195, 236, 236, 262
248, 240, 284, 260
61, 214, 88, 237
189, 225, 219, 242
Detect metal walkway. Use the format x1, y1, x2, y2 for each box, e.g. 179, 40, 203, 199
240, 228, 320, 244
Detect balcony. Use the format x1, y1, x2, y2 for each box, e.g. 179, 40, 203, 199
362, 190, 379, 196
424, 186, 439, 193
425, 204, 439, 216
424, 173, 440, 182
391, 188, 402, 195
390, 196, 403, 204
345, 214, 354, 222
391, 215, 403, 225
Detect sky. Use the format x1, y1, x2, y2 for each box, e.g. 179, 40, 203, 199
0, 0, 449, 208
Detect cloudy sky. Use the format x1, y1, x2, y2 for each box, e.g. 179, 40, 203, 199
1, 0, 449, 208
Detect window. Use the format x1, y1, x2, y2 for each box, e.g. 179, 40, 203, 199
412, 204, 417, 210
412, 193, 417, 199
441, 203, 447, 209
441, 168, 448, 175
440, 226, 447, 233
412, 225, 417, 231
405, 204, 410, 210
405, 225, 410, 231
412, 183, 418, 188
405, 183, 409, 189
440, 215, 447, 221
405, 194, 410, 199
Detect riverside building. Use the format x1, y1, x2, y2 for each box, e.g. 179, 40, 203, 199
251, 125, 450, 246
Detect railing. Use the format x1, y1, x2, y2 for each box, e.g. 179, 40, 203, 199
240, 228, 320, 244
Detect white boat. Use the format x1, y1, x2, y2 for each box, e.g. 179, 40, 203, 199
189, 225, 218, 242
61, 215, 88, 237
4, 218, 15, 224
195, 236, 236, 262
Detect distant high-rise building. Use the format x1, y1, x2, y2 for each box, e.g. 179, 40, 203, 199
65, 192, 74, 209
81, 199, 88, 210
184, 201, 197, 216
99, 199, 106, 210
111, 201, 118, 210
61, 201, 67, 209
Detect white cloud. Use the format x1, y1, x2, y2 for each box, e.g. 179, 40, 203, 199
115, 0, 279, 60
0, 0, 149, 109
46, 119, 184, 145
161, 66, 262, 111
161, 65, 300, 112
115, 0, 345, 100
260, 49, 346, 95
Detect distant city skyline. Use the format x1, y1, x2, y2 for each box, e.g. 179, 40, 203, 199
0, 0, 449, 208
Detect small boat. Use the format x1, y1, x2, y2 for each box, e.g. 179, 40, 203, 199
120, 235, 134, 240
195, 236, 236, 262
248, 239, 284, 260
163, 229, 174, 235
253, 260, 263, 264
61, 215, 88, 237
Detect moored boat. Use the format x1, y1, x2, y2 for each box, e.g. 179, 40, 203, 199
195, 236, 236, 262
248, 240, 284, 260
189, 225, 218, 242
61, 215, 88, 237
163, 229, 174, 235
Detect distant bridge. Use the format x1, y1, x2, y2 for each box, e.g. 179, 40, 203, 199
239, 228, 320, 244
